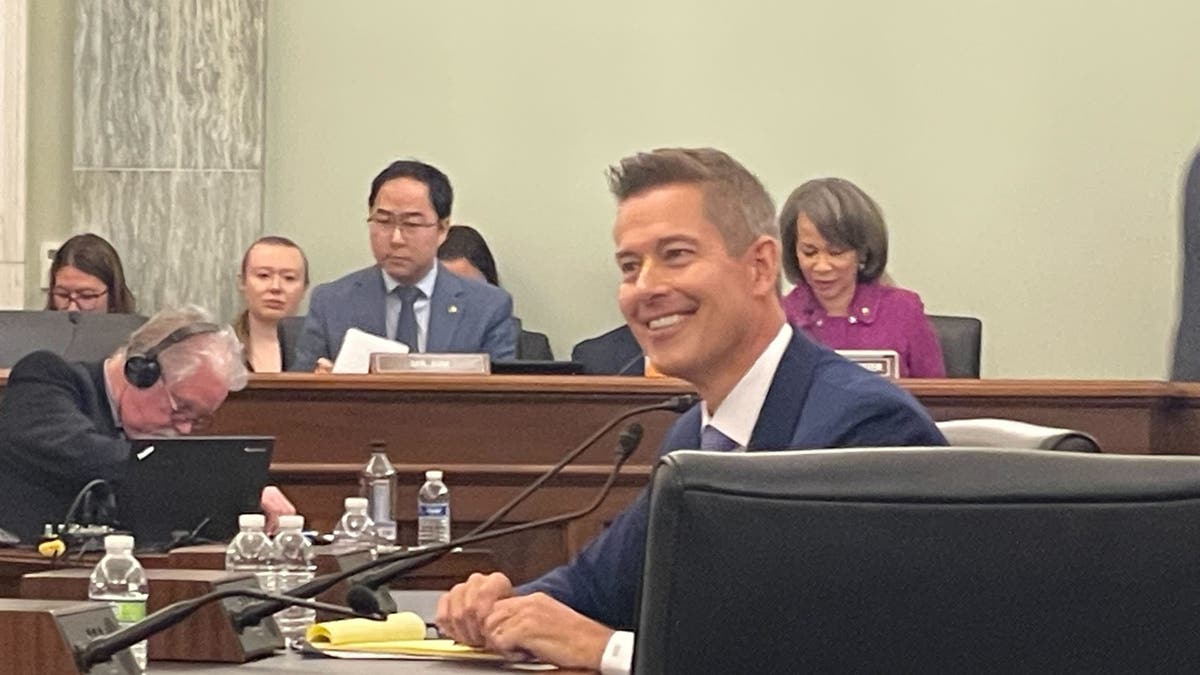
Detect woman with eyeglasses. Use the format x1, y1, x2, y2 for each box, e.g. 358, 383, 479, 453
44, 233, 137, 314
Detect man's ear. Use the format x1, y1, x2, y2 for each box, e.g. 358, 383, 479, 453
745, 235, 781, 296
436, 220, 451, 247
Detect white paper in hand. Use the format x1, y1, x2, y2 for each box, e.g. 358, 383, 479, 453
332, 328, 410, 374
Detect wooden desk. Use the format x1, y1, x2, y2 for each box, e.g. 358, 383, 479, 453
5, 373, 1200, 585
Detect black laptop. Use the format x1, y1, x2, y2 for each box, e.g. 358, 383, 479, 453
117, 436, 274, 548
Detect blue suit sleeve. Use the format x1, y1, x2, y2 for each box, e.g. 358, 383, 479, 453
481, 293, 518, 361
291, 286, 333, 372
517, 489, 648, 630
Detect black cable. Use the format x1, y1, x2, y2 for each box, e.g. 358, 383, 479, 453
60, 479, 111, 533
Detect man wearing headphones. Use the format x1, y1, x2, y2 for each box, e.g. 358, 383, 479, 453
0, 305, 294, 542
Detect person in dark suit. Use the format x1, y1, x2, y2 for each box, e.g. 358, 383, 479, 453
435, 148, 946, 672
0, 306, 295, 542
570, 324, 642, 375
438, 224, 553, 360
292, 161, 517, 371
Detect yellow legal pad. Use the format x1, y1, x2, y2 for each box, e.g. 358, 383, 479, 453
305, 612, 555, 669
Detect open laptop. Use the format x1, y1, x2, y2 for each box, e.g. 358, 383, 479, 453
117, 436, 274, 549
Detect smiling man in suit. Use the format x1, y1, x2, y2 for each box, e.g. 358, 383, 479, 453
292, 160, 517, 371
435, 148, 947, 673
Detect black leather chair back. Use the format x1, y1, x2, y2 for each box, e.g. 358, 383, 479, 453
636, 448, 1200, 674
0, 310, 146, 367
928, 314, 981, 378
277, 315, 306, 370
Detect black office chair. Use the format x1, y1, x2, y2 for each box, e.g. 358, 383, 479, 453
927, 314, 981, 378
937, 418, 1101, 452
636, 448, 1200, 674
517, 330, 553, 361
1173, 145, 1200, 380
0, 310, 146, 367
277, 315, 306, 371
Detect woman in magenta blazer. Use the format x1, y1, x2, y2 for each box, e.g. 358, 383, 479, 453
780, 178, 946, 378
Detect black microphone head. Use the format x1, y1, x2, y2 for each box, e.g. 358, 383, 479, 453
665, 394, 701, 413
616, 423, 644, 458
345, 583, 384, 616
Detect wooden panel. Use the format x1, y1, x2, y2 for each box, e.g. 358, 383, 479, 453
6, 373, 1200, 586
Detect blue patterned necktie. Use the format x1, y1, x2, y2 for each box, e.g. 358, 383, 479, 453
700, 425, 739, 451
395, 286, 423, 352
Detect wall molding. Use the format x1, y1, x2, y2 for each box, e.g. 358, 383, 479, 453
0, 0, 28, 308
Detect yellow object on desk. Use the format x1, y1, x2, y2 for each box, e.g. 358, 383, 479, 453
306, 611, 426, 644
305, 612, 556, 669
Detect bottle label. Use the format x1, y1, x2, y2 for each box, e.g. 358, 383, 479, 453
113, 601, 146, 623
418, 504, 449, 517
370, 482, 394, 524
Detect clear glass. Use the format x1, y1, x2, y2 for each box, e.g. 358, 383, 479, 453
89, 548, 149, 672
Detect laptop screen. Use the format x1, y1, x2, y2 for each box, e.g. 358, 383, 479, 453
117, 436, 274, 549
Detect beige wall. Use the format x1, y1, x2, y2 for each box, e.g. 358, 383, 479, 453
24, 0, 72, 308
27, 0, 1200, 378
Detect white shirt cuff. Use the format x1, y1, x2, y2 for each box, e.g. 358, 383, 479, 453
600, 630, 634, 675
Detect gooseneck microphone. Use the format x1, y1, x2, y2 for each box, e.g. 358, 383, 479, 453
345, 422, 647, 612
76, 587, 383, 670
230, 394, 698, 630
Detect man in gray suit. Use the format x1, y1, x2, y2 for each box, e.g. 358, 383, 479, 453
292, 160, 517, 371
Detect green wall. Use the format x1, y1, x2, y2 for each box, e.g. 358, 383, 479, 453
27, 0, 1200, 378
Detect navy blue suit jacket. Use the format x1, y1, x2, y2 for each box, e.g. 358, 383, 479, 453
291, 262, 517, 371
519, 330, 947, 629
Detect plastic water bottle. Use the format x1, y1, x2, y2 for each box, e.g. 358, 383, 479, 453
88, 534, 149, 672
225, 513, 276, 592
271, 515, 316, 647
332, 497, 377, 547
360, 440, 398, 544
417, 470, 451, 546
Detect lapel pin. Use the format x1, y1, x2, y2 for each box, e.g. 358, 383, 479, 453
448, 305, 459, 314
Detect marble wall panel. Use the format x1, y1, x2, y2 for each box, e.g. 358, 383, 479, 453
75, 0, 179, 169
176, 0, 265, 170
0, 262, 23, 309
73, 169, 173, 315
74, 0, 265, 322
165, 171, 262, 322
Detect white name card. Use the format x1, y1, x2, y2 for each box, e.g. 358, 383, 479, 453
836, 349, 901, 379
370, 352, 491, 375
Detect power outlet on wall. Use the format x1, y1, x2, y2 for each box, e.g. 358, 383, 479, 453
39, 241, 62, 291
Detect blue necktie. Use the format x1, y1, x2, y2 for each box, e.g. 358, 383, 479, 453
395, 286, 423, 352
700, 425, 739, 451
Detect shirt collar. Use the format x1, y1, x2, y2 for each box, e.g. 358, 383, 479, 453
700, 323, 793, 448
381, 261, 438, 299
792, 281, 881, 326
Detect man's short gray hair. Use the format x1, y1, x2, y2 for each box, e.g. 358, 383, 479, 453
120, 306, 249, 392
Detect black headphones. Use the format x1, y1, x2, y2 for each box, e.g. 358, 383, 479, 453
123, 322, 223, 389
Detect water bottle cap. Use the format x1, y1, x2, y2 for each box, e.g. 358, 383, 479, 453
104, 534, 134, 552
369, 439, 387, 452
277, 515, 305, 530
426, 470, 443, 480
238, 513, 266, 529
345, 497, 369, 510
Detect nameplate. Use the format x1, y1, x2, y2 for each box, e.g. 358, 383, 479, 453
370, 352, 491, 375
836, 350, 901, 379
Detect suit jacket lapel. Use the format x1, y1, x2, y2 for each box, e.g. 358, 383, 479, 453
747, 332, 822, 452
353, 267, 388, 337
426, 262, 464, 352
